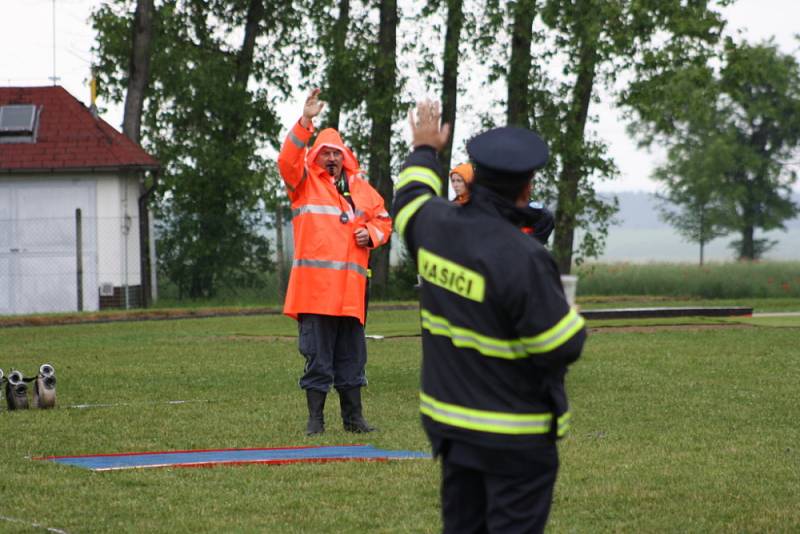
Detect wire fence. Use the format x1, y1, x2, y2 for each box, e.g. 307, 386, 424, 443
0, 214, 151, 315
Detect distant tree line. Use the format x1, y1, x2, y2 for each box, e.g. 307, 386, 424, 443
90, 0, 799, 298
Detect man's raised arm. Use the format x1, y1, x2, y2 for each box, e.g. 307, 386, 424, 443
277, 89, 325, 193
392, 101, 451, 241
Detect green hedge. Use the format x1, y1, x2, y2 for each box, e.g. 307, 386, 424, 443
575, 261, 800, 299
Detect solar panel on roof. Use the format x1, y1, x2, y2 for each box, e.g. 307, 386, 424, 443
0, 105, 37, 133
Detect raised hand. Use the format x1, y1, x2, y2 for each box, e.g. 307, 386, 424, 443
408, 100, 451, 152
301, 88, 325, 127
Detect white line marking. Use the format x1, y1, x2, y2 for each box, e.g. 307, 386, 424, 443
0, 514, 70, 534
66, 399, 211, 410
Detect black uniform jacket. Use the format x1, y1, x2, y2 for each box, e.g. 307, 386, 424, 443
392, 146, 587, 451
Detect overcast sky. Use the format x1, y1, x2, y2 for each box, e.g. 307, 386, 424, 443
1, 0, 798, 193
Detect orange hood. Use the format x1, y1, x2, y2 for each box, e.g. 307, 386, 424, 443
306, 128, 361, 176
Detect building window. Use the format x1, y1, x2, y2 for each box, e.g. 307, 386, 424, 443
0, 104, 40, 144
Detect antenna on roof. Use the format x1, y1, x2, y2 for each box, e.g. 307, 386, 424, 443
89, 72, 98, 117
49, 0, 60, 86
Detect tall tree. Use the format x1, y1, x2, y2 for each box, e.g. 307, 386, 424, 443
438, 0, 465, 171
323, 0, 350, 130
366, 0, 398, 295
627, 38, 800, 260
716, 40, 800, 259
119, 0, 157, 307
653, 136, 731, 265
92, 0, 298, 297
122, 0, 154, 143
506, 0, 536, 128
536, 0, 730, 273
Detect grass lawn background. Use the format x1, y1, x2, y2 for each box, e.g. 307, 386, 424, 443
0, 307, 798, 532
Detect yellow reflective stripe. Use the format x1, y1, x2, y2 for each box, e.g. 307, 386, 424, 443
395, 166, 443, 197
521, 308, 585, 354
557, 411, 571, 437
420, 392, 552, 435
421, 309, 526, 359
420, 308, 584, 359
418, 248, 485, 302
395, 194, 432, 238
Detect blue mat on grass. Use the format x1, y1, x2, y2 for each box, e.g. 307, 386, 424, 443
36, 444, 431, 471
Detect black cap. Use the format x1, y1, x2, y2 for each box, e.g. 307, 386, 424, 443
467, 126, 549, 176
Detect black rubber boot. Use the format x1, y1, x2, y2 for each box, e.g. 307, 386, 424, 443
305, 389, 327, 435
338, 387, 376, 433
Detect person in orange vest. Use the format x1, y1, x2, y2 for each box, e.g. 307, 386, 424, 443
277, 88, 393, 435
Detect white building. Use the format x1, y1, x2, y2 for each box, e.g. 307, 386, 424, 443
0, 86, 158, 315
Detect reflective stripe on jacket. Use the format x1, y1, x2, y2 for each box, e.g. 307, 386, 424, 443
278, 120, 392, 324
392, 149, 586, 448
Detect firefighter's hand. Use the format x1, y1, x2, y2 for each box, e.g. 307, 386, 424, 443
354, 227, 371, 248
409, 100, 450, 152
301, 88, 325, 128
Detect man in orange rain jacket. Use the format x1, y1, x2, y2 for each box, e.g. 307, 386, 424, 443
277, 88, 392, 436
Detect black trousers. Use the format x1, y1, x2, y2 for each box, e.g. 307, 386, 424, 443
440, 440, 559, 534
297, 313, 367, 392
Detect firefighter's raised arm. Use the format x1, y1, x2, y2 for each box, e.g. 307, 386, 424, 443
408, 100, 450, 152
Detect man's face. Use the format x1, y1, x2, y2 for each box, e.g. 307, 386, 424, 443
316, 147, 344, 178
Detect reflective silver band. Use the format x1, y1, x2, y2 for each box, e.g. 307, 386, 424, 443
292, 204, 344, 217
293, 258, 369, 277
288, 130, 305, 149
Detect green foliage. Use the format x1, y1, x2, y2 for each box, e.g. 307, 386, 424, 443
537, 0, 731, 272
575, 261, 800, 299
625, 38, 800, 260
91, 0, 301, 297
384, 248, 419, 301
653, 135, 731, 263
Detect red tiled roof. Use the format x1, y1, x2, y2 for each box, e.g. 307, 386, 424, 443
0, 86, 158, 172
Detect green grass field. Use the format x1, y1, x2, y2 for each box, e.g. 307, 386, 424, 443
1, 308, 799, 533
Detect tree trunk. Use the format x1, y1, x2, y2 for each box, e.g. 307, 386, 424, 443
438, 0, 464, 174
226, 0, 265, 140
740, 221, 755, 260
122, 0, 154, 143
137, 172, 158, 307
699, 206, 705, 266
275, 203, 287, 301
325, 0, 350, 130
553, 34, 598, 274
123, 0, 155, 307
699, 239, 705, 266
506, 0, 536, 128
366, 0, 397, 297
738, 181, 756, 260
236, 0, 264, 88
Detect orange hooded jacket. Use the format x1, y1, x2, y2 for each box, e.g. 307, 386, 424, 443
277, 120, 392, 324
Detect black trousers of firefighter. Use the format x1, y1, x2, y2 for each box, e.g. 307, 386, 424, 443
297, 313, 367, 392
438, 438, 559, 534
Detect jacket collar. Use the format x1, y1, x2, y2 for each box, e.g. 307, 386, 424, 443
468, 184, 542, 229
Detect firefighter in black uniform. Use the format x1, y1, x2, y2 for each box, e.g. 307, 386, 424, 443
393, 101, 587, 533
